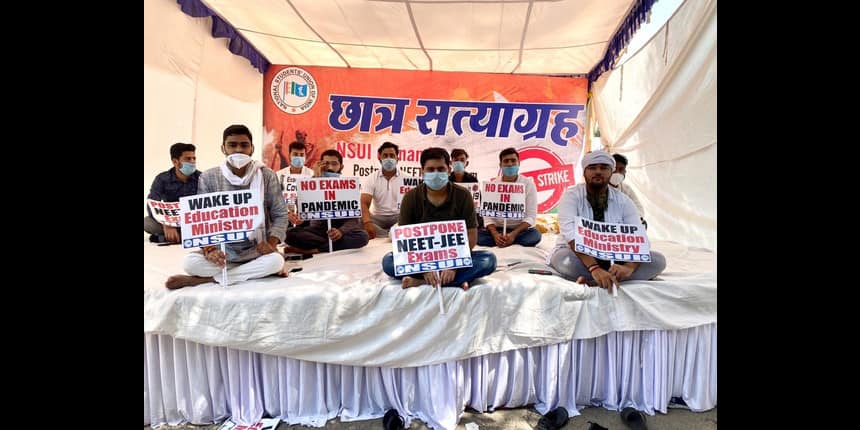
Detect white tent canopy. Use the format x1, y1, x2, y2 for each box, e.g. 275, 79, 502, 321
197, 0, 637, 74
144, 0, 716, 250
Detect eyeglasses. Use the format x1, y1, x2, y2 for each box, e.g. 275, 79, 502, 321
226, 142, 252, 149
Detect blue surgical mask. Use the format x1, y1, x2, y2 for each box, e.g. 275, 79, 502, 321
381, 158, 397, 171
423, 172, 449, 190
290, 156, 305, 169
323, 171, 341, 178
452, 161, 466, 173
502, 165, 519, 177
179, 162, 196, 176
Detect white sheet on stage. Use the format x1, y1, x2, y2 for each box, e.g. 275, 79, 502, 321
145, 234, 715, 368
144, 234, 715, 428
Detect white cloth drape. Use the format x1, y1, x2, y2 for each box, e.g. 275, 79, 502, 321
592, 0, 717, 251
145, 323, 716, 429
146, 239, 716, 368
144, 0, 263, 211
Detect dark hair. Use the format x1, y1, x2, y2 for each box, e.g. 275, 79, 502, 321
420, 147, 450, 167
288, 141, 306, 153
450, 148, 469, 159
499, 147, 519, 161
170, 142, 195, 160
222, 124, 253, 144
612, 153, 628, 166
378, 141, 399, 155
320, 149, 343, 167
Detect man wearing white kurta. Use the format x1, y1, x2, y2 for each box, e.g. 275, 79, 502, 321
549, 151, 665, 290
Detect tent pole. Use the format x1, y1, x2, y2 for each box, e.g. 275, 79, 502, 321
584, 94, 593, 153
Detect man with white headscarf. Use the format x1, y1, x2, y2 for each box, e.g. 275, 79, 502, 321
549, 151, 666, 290
165, 124, 289, 289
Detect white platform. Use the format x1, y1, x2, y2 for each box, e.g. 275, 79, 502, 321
144, 234, 716, 428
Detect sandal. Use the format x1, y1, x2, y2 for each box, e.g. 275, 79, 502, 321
620, 407, 648, 430
383, 409, 404, 430
536, 406, 569, 430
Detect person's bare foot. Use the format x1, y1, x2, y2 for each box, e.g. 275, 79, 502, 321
401, 277, 424, 289
165, 275, 213, 290
279, 260, 304, 277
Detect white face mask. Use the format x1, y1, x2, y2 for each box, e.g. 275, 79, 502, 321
227, 153, 252, 169
381, 158, 397, 171
609, 172, 625, 187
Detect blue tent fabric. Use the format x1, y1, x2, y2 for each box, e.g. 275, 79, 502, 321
588, 0, 657, 84
177, 0, 271, 74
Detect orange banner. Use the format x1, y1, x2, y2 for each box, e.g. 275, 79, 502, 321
263, 66, 587, 212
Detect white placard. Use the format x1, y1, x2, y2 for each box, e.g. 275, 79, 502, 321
391, 220, 473, 275
454, 182, 481, 209
147, 199, 181, 227
216, 417, 280, 430
296, 177, 362, 220
478, 180, 526, 219
281, 174, 300, 209
179, 190, 265, 249
572, 216, 651, 262
396, 176, 422, 209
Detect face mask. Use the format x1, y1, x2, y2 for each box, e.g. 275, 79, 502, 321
381, 158, 397, 171
179, 162, 196, 176
609, 172, 625, 187
501, 165, 519, 177
423, 172, 449, 190
290, 156, 305, 169
323, 171, 341, 178
227, 153, 252, 169
452, 161, 466, 173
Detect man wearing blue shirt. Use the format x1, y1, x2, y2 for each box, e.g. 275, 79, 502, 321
144, 142, 200, 243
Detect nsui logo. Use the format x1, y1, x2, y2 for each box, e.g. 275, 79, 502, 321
271, 67, 318, 114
